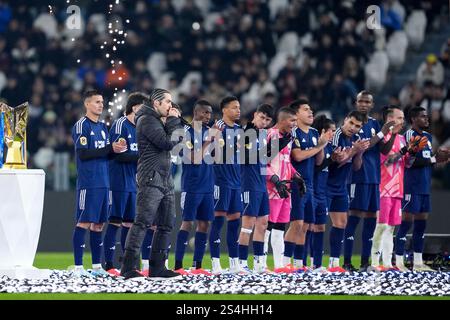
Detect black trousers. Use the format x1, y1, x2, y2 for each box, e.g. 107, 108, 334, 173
122, 184, 175, 272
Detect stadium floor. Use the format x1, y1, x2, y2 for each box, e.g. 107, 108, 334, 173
0, 253, 449, 299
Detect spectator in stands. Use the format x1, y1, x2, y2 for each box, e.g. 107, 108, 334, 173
416, 54, 445, 87
0, 1, 447, 190
380, 0, 403, 35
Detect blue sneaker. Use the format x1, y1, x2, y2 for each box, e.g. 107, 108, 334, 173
90, 268, 111, 277
69, 266, 94, 278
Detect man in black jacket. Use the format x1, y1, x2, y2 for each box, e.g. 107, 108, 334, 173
120, 88, 184, 279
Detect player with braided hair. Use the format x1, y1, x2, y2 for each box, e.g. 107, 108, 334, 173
394, 106, 450, 272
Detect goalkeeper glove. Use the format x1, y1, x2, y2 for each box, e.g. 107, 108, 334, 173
270, 174, 290, 198
292, 172, 307, 196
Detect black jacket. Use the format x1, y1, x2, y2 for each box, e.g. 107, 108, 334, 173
135, 105, 182, 189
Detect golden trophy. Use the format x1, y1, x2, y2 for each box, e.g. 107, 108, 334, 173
0, 102, 28, 169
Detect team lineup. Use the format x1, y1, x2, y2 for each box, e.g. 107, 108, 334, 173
70, 88, 450, 280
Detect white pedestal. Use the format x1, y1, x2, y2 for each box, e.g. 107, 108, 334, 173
0, 169, 50, 279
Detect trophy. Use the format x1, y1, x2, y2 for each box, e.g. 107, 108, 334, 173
0, 102, 28, 169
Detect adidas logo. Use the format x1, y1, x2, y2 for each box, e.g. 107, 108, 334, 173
347, 236, 354, 241
128, 134, 132, 138
109, 246, 116, 250
213, 239, 221, 244
80, 244, 86, 248
90, 131, 95, 135
302, 138, 306, 142
399, 237, 407, 241
99, 242, 104, 247
184, 242, 188, 245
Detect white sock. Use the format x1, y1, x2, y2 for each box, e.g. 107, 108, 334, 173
212, 257, 222, 270
271, 229, 285, 269
328, 257, 339, 268
75, 265, 84, 270
371, 223, 387, 267
141, 259, 149, 270
92, 263, 102, 269
283, 256, 291, 267
310, 257, 314, 268
263, 230, 271, 255
382, 226, 395, 267
413, 252, 423, 266
293, 259, 303, 268
396, 254, 405, 266
229, 257, 240, 271
253, 255, 263, 271
263, 230, 271, 268
239, 259, 248, 268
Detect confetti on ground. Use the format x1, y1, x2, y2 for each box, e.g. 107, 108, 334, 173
1, 270, 449, 296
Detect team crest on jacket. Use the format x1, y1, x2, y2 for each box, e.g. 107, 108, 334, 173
294, 139, 300, 147
80, 136, 87, 145
371, 128, 376, 136
186, 141, 193, 149
312, 136, 317, 146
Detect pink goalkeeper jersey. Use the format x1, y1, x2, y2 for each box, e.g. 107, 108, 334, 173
266, 128, 297, 199
380, 133, 408, 198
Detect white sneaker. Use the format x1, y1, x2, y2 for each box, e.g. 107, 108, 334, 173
413, 264, 436, 272
395, 263, 410, 272
69, 266, 93, 278
211, 258, 223, 275
90, 268, 110, 277
311, 266, 328, 273
253, 259, 267, 273
239, 266, 253, 274
228, 257, 241, 274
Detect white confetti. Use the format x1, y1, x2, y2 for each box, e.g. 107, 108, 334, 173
0, 269, 449, 295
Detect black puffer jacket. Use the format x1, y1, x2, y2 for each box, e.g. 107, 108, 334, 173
135, 104, 182, 189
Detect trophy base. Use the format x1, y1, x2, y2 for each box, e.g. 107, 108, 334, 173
0, 266, 52, 279
2, 163, 27, 169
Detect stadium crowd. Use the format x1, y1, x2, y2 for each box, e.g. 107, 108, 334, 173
0, 0, 448, 189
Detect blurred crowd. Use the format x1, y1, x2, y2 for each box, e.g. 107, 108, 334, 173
0, 0, 447, 189
395, 44, 450, 149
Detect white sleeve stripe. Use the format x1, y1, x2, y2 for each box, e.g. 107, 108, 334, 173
292, 127, 298, 137
76, 118, 86, 134
118, 118, 124, 134
115, 119, 120, 134
116, 117, 125, 134
405, 129, 413, 141
78, 118, 86, 133
333, 128, 342, 146
75, 119, 81, 134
